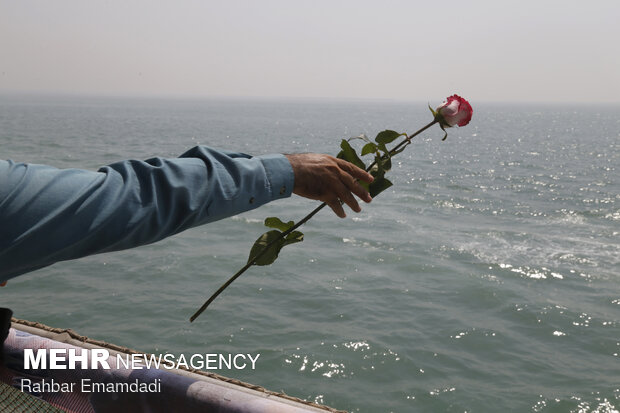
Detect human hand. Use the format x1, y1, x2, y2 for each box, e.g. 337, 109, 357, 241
285, 153, 373, 218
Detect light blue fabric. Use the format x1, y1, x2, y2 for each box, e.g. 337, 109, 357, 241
0, 146, 294, 282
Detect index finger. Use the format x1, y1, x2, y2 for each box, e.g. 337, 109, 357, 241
334, 158, 374, 183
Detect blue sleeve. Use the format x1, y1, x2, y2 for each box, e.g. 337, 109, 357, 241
0, 146, 294, 282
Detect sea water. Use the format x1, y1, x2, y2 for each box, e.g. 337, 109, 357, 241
1, 94, 618, 412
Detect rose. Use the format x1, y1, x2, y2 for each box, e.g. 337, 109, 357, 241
436, 94, 473, 127
191, 95, 473, 321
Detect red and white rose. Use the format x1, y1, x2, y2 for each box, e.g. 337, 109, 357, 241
435, 94, 473, 127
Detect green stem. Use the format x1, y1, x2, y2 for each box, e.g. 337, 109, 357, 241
190, 118, 439, 322
366, 119, 438, 172
190, 202, 326, 322
395, 119, 438, 154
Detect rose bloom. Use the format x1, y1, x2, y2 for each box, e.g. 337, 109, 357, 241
436, 95, 473, 127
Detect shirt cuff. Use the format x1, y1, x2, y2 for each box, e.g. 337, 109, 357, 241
257, 154, 294, 201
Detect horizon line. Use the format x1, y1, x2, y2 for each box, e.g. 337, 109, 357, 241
1, 89, 619, 106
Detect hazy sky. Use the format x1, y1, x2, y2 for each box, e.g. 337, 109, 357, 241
1, 0, 619, 103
